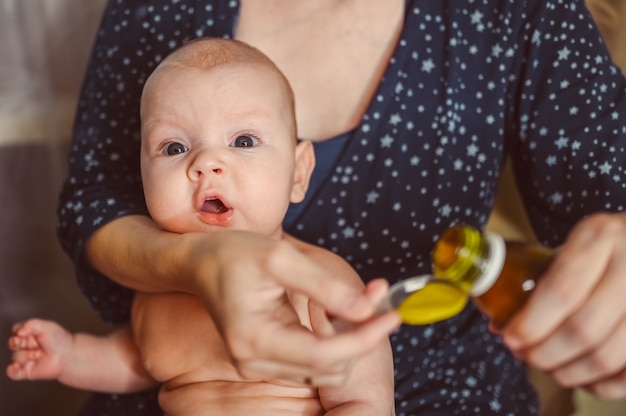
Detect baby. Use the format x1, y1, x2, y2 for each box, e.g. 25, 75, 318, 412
7, 38, 396, 415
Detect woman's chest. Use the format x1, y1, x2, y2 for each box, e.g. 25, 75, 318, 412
235, 0, 405, 140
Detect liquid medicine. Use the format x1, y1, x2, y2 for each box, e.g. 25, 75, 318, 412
387, 225, 553, 327
433, 225, 553, 328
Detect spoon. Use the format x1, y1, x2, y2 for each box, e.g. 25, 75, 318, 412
381, 275, 469, 325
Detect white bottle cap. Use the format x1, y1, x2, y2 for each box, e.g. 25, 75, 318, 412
470, 232, 505, 296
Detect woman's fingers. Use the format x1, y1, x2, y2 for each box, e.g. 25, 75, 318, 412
503, 214, 617, 350
584, 367, 626, 400
550, 314, 626, 388
502, 213, 626, 397
210, 232, 376, 322
233, 312, 400, 386
516, 252, 626, 371
206, 232, 400, 385
263, 241, 379, 321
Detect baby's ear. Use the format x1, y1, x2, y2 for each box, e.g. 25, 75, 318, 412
290, 140, 315, 203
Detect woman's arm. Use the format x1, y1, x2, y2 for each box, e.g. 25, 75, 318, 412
499, 0, 626, 399
59, 0, 399, 387
85, 216, 202, 294
57, 0, 242, 324
86, 216, 400, 385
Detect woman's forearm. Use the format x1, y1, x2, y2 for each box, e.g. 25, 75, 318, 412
86, 215, 215, 294
86, 215, 400, 390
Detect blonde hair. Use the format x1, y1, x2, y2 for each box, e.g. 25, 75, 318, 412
147, 37, 296, 137
168, 38, 275, 69
162, 37, 294, 106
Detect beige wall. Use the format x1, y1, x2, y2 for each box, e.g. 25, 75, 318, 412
586, 0, 626, 71
0, 0, 106, 145
0, 2, 108, 414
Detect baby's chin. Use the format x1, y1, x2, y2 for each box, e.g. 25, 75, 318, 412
151, 215, 210, 234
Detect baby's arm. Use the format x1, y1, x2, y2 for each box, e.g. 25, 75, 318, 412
314, 288, 396, 415
299, 246, 397, 416
7, 318, 155, 393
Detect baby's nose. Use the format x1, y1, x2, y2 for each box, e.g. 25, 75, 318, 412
188, 150, 226, 179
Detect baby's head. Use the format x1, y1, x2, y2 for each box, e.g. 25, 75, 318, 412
140, 38, 313, 238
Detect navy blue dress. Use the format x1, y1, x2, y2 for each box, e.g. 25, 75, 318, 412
58, 0, 626, 414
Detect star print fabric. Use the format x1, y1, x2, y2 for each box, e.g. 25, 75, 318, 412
57, 0, 626, 414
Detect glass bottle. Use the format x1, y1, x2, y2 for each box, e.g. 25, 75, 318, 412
433, 225, 553, 328
387, 225, 553, 328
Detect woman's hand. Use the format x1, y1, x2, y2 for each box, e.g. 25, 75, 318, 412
89, 217, 399, 386
186, 230, 400, 386
502, 212, 626, 399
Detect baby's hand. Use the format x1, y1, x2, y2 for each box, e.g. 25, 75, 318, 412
6, 319, 71, 381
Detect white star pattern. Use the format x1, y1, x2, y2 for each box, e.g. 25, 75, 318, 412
421, 58, 435, 73
380, 135, 394, 148
59, 2, 626, 415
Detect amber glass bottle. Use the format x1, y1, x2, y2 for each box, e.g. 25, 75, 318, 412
432, 225, 553, 328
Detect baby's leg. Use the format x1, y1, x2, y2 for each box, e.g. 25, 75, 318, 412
6, 318, 71, 381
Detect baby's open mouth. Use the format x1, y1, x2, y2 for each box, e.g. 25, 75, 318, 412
202, 198, 228, 214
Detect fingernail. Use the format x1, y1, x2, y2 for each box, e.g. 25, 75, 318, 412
503, 334, 522, 350
347, 294, 372, 317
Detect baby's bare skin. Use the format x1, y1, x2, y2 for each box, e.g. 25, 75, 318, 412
159, 379, 323, 416
7, 39, 396, 415
133, 291, 324, 415
131, 235, 393, 415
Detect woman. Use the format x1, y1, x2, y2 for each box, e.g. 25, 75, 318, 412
58, 0, 626, 414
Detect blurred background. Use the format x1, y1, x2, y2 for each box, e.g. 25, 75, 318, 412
1, 0, 625, 415
0, 1, 108, 414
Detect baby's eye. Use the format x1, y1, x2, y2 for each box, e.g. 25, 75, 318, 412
230, 135, 259, 148
164, 142, 189, 155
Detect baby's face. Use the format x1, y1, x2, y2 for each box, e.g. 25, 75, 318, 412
140, 61, 307, 237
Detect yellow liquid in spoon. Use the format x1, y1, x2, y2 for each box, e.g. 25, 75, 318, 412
396, 281, 468, 325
